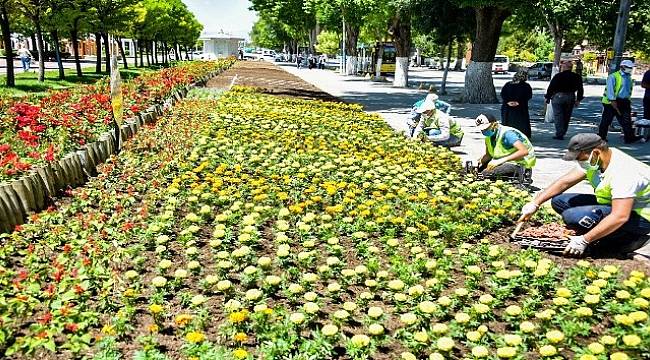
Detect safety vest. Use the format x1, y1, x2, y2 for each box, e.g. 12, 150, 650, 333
423, 111, 464, 139
585, 155, 650, 222
601, 71, 633, 104
485, 125, 536, 169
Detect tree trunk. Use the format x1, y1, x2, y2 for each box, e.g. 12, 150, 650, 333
375, 44, 383, 78
439, 45, 446, 69
153, 41, 158, 64
34, 18, 45, 82
95, 32, 102, 73
117, 37, 127, 68
544, 19, 563, 123
163, 42, 168, 64
464, 6, 511, 103
345, 25, 359, 75
441, 37, 453, 95
51, 29, 64, 80
454, 36, 465, 71
71, 25, 82, 76
391, 11, 411, 88
139, 40, 144, 67
0, 1, 14, 87
102, 32, 110, 74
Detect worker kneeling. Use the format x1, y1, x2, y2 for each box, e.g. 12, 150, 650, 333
521, 133, 650, 258
411, 94, 463, 147
475, 113, 535, 179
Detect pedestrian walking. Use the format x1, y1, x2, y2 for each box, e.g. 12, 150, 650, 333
296, 54, 303, 69
642, 68, 650, 120
500, 69, 533, 138
575, 59, 584, 78
598, 60, 643, 144
545, 61, 584, 140
17, 44, 32, 72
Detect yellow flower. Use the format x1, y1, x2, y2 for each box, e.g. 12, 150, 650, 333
580, 355, 598, 360
229, 311, 248, 324
101, 325, 116, 336
472, 345, 489, 358
614, 314, 634, 326
467, 331, 482, 342
232, 348, 248, 359
519, 321, 535, 333
633, 297, 649, 308
575, 307, 593, 317
610, 352, 629, 360
185, 331, 206, 343
616, 290, 631, 299
148, 304, 163, 314
174, 314, 193, 327
419, 301, 436, 314
436, 337, 455, 351
454, 312, 470, 323
622, 334, 641, 347
496, 346, 517, 358
290, 312, 306, 325
473, 303, 490, 314
629, 310, 648, 322
503, 334, 522, 346
400, 313, 418, 325
401, 352, 417, 360
413, 331, 429, 343
505, 305, 522, 316
233, 332, 248, 342
350, 334, 370, 347
368, 323, 384, 335
556, 287, 572, 298
322, 324, 339, 336
546, 330, 564, 343
584, 294, 600, 304
600, 335, 617, 345
539, 345, 557, 357
367, 306, 384, 318
148, 324, 159, 333
432, 323, 448, 334
587, 342, 604, 354
552, 297, 570, 306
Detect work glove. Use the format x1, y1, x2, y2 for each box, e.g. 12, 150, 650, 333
520, 202, 538, 221
564, 235, 589, 257
486, 159, 505, 170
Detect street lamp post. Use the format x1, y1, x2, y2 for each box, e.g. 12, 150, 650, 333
610, 0, 632, 72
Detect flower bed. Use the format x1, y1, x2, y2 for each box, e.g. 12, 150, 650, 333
0, 59, 235, 182
1, 88, 648, 359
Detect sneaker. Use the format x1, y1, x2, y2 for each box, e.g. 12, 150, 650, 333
552, 136, 564, 140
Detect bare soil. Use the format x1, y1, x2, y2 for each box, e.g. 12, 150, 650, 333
206, 61, 341, 102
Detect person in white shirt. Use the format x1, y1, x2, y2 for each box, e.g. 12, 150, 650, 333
411, 93, 463, 147
17, 44, 32, 72
520, 133, 650, 259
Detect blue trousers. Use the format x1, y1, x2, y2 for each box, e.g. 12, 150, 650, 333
551, 193, 650, 254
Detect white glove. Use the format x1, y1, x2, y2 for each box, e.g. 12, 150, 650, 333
564, 235, 589, 257
521, 202, 538, 217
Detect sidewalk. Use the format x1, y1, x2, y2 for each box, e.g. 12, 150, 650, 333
279, 64, 650, 193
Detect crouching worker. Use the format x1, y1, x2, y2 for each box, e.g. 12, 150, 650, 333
412, 93, 463, 147
475, 113, 536, 178
520, 133, 650, 259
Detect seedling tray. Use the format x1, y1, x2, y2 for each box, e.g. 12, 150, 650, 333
511, 235, 569, 254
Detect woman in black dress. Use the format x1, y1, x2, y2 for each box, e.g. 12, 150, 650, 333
500, 69, 533, 138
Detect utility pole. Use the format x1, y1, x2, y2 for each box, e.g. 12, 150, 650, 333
610, 0, 632, 73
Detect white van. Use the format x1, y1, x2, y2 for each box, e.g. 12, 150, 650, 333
492, 55, 509, 74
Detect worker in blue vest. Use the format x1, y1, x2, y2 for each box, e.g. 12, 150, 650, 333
598, 59, 643, 144
475, 113, 536, 179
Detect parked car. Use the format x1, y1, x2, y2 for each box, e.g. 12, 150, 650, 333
527, 62, 553, 80
492, 55, 509, 74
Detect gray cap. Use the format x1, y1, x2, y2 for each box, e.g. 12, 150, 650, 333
563, 133, 606, 161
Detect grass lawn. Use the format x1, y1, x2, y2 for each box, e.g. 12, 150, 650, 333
0, 66, 156, 98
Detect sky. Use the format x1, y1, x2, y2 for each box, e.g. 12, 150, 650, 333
182, 0, 259, 39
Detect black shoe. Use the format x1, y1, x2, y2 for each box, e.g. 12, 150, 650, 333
552, 136, 564, 140
624, 135, 644, 144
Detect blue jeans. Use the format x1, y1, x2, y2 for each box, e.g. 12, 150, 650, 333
425, 129, 461, 147
20, 57, 30, 71
551, 193, 650, 254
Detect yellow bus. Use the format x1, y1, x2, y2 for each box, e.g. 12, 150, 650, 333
376, 43, 396, 75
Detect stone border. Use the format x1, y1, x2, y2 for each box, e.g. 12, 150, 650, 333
0, 70, 222, 233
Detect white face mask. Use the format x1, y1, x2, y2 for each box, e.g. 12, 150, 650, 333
622, 67, 633, 74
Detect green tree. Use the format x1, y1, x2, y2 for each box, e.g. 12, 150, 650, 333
250, 14, 287, 50
250, 0, 316, 54
0, 0, 16, 86
16, 0, 48, 82
315, 30, 339, 55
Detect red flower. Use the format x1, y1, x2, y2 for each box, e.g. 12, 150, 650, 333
64, 323, 79, 333
38, 312, 53, 325
45, 144, 56, 162
0, 144, 10, 153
